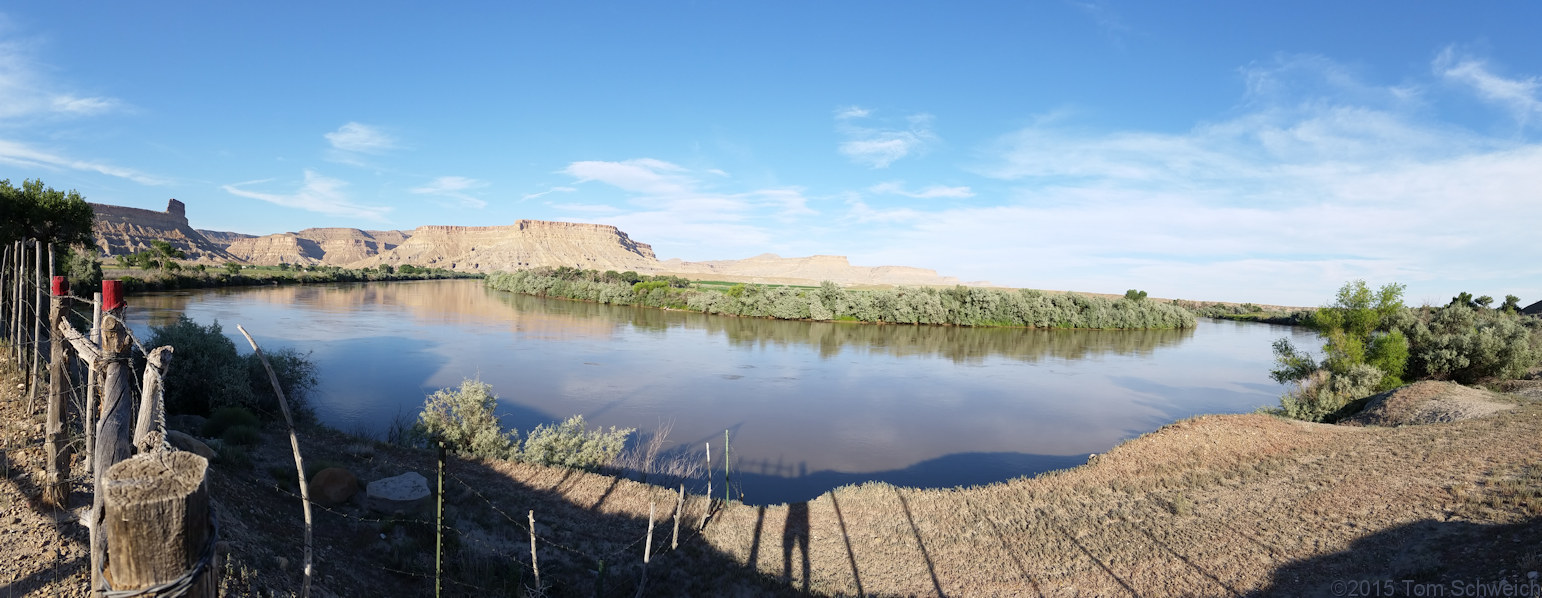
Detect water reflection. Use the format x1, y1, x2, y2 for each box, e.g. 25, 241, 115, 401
129, 279, 1317, 504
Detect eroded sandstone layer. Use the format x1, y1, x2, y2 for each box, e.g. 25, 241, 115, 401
351, 220, 658, 272
225, 228, 410, 266
91, 199, 238, 263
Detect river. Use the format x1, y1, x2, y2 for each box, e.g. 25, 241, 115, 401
128, 278, 1320, 504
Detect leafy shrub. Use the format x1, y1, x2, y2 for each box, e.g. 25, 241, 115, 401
221, 425, 262, 446
203, 406, 261, 438
412, 379, 634, 469
1275, 363, 1383, 422
148, 316, 317, 418
1394, 304, 1542, 384
412, 379, 519, 460
521, 415, 634, 469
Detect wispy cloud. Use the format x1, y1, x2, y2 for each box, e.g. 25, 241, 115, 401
521, 186, 576, 201
555, 158, 816, 256
325, 122, 397, 153
410, 176, 488, 208
869, 181, 974, 199
835, 107, 938, 168
0, 35, 126, 122
853, 53, 1542, 305
222, 170, 392, 222
1434, 46, 1542, 128
0, 139, 167, 185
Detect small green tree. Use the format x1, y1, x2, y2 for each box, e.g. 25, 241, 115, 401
1475, 295, 1494, 309
0, 179, 95, 249
1124, 289, 1148, 302
224, 262, 243, 275
1502, 295, 1522, 314
1270, 280, 1408, 421
148, 240, 187, 272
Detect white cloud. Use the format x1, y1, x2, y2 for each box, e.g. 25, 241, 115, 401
222, 170, 392, 222
324, 122, 397, 154
0, 139, 167, 185
835, 108, 938, 168
556, 158, 816, 256
521, 186, 576, 201
869, 181, 974, 199
410, 176, 488, 208
848, 55, 1542, 305
0, 36, 126, 122
1434, 46, 1542, 127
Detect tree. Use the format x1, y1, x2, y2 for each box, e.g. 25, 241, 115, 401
224, 262, 242, 275
1448, 291, 1476, 309
1270, 280, 1408, 420
1124, 289, 1148, 302
148, 240, 186, 272
1475, 295, 1494, 309
1502, 295, 1522, 314
0, 179, 96, 249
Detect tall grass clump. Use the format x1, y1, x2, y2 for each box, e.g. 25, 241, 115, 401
412, 378, 634, 469
486, 268, 1195, 330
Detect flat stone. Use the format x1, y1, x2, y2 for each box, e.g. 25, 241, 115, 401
166, 430, 218, 460
365, 472, 430, 514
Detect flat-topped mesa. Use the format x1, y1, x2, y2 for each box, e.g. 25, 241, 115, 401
91, 199, 238, 263
351, 219, 658, 272
225, 227, 408, 266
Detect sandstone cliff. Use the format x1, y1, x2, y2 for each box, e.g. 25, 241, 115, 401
352, 220, 658, 272
196, 229, 256, 246
225, 228, 410, 266
91, 199, 239, 263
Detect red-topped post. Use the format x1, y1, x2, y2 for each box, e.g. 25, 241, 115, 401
42, 276, 70, 507
91, 278, 132, 597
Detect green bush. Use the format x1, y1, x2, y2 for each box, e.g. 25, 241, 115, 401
412, 379, 519, 460
147, 316, 316, 418
1394, 304, 1542, 384
1275, 363, 1383, 422
412, 379, 634, 469
521, 415, 633, 470
222, 425, 262, 446
203, 406, 261, 438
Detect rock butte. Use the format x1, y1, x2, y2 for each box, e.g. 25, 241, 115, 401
92, 198, 980, 286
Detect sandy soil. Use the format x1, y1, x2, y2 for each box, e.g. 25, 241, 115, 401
4, 346, 1540, 596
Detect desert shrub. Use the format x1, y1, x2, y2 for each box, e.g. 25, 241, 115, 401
412, 379, 518, 460
148, 316, 317, 418
149, 316, 254, 415
221, 425, 262, 446
1275, 363, 1383, 422
246, 348, 317, 421
1395, 304, 1542, 384
203, 406, 261, 438
521, 415, 633, 470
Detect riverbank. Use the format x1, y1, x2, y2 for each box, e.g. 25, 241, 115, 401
100, 264, 481, 293
5, 343, 1539, 595
487, 268, 1197, 330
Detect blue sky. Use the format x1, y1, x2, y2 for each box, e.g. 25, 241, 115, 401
2, 2, 1539, 306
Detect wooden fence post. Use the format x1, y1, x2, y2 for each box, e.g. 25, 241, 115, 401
672, 483, 684, 550
132, 346, 173, 452
84, 291, 102, 473
42, 276, 70, 508
0, 244, 8, 347
91, 280, 133, 598
437, 441, 445, 598
103, 450, 216, 597
529, 511, 541, 592
29, 240, 42, 408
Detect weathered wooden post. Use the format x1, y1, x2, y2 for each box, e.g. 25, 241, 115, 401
91, 279, 133, 598
529, 510, 541, 591
437, 441, 445, 598
42, 276, 70, 507
133, 346, 173, 452
11, 241, 23, 369
102, 451, 216, 597
29, 240, 42, 408
84, 291, 102, 473
0, 244, 8, 346
672, 483, 684, 550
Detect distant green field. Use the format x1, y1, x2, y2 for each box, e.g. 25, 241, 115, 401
691, 280, 820, 291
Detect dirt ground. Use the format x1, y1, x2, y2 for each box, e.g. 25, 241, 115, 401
4, 345, 1541, 596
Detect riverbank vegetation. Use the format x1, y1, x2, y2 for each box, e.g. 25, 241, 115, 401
100, 260, 479, 292
1269, 280, 1542, 421
411, 378, 634, 470
146, 315, 318, 420
487, 267, 1197, 329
